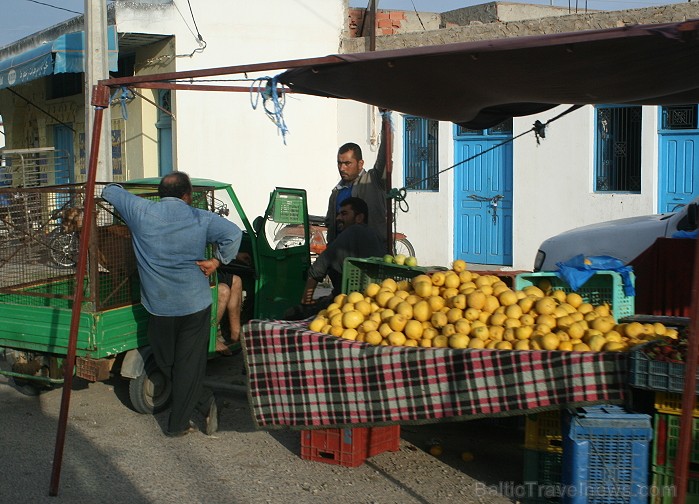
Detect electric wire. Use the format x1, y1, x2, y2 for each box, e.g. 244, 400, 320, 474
5, 87, 76, 133
390, 104, 584, 211
24, 0, 81, 15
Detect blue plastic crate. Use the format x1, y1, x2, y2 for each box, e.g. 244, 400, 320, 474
562, 405, 652, 504
514, 271, 635, 320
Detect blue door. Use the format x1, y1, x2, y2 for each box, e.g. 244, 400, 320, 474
658, 105, 699, 212
454, 122, 513, 266
53, 124, 74, 184
156, 90, 173, 176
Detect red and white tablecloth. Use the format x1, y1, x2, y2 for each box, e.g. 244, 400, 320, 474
241, 319, 628, 430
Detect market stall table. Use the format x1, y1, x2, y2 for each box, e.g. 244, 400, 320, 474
241, 319, 628, 430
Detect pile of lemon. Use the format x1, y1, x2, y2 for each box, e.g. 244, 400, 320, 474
307, 260, 674, 351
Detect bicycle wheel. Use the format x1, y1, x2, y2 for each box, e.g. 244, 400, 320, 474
394, 238, 415, 257
48, 230, 79, 268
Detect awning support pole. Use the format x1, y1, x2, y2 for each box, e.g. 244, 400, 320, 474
674, 241, 699, 501
49, 84, 110, 497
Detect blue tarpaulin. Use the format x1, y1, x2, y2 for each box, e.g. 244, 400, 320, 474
0, 26, 118, 89
556, 254, 636, 296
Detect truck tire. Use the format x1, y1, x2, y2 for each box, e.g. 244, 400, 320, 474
128, 356, 171, 414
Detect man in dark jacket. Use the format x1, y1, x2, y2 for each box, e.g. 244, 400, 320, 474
325, 123, 388, 250
303, 197, 383, 304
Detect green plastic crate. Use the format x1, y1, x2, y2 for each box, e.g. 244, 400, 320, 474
514, 270, 635, 319
341, 257, 442, 295
629, 344, 699, 393
653, 413, 699, 470
522, 448, 563, 503
651, 466, 699, 504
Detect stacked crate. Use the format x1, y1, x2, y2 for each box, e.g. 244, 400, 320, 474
300, 425, 401, 467
562, 405, 652, 504
651, 393, 699, 503
522, 410, 564, 503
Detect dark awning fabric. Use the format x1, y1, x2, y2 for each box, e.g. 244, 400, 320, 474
278, 19, 699, 129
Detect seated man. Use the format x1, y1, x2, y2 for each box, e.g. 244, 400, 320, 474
301, 197, 384, 306
214, 251, 252, 355
214, 274, 243, 355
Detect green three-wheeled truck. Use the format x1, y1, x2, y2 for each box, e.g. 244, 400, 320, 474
0, 177, 310, 413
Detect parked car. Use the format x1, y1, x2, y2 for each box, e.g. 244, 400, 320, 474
533, 196, 699, 271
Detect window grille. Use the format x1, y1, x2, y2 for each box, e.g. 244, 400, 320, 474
661, 105, 698, 130
404, 116, 439, 191
595, 106, 642, 192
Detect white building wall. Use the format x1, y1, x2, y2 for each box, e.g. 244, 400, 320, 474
337, 103, 665, 271
115, 0, 346, 223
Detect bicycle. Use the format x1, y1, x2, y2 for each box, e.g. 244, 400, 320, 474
274, 215, 415, 258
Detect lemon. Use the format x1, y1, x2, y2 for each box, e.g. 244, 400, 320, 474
558, 341, 573, 351
420, 338, 433, 348
468, 338, 485, 349
361, 320, 379, 333
514, 339, 530, 350
427, 295, 446, 312
449, 333, 470, 349
346, 291, 364, 304
395, 301, 414, 319
387, 331, 407, 346
470, 325, 490, 340
388, 314, 408, 332
442, 324, 457, 337
341, 328, 358, 340
413, 281, 433, 298
429, 444, 444, 456
412, 300, 432, 322
404, 320, 424, 340
375, 290, 394, 308
443, 272, 460, 289
540, 333, 560, 350
498, 290, 518, 307
309, 318, 326, 333
535, 297, 557, 315
504, 304, 523, 319
452, 259, 467, 272
431, 271, 446, 286
364, 283, 381, 298
566, 292, 584, 308
467, 291, 486, 310
447, 308, 463, 324
422, 327, 438, 340
379, 323, 393, 338
432, 335, 449, 348
334, 293, 347, 306
495, 340, 513, 350
354, 300, 372, 317
342, 310, 364, 329
431, 311, 448, 328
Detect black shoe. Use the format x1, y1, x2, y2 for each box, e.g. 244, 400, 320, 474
205, 400, 218, 436
165, 421, 197, 437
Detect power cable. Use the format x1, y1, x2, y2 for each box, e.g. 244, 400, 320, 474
409, 0, 426, 31
172, 0, 207, 58
5, 87, 76, 133
389, 104, 584, 209
24, 0, 81, 15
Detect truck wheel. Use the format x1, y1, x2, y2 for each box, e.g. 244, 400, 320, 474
128, 357, 171, 414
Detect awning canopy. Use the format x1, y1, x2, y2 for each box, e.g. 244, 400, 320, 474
277, 19, 699, 129
0, 25, 118, 89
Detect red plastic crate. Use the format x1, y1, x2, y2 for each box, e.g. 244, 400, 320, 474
300, 425, 400, 467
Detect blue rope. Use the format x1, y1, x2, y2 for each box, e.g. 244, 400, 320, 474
110, 86, 134, 120
250, 76, 289, 144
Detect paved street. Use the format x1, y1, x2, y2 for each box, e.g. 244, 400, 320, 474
0, 351, 524, 504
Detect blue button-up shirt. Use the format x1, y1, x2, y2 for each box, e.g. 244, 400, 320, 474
102, 184, 242, 317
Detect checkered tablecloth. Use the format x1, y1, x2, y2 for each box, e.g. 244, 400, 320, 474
241, 319, 628, 430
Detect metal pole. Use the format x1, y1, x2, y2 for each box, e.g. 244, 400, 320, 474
49, 84, 110, 497
383, 111, 393, 255
674, 241, 699, 500
84, 0, 112, 182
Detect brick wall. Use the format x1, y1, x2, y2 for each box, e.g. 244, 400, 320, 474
348, 8, 408, 37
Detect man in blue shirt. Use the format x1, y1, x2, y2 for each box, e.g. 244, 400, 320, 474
102, 172, 242, 437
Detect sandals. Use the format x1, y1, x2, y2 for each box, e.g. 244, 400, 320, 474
216, 335, 233, 356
